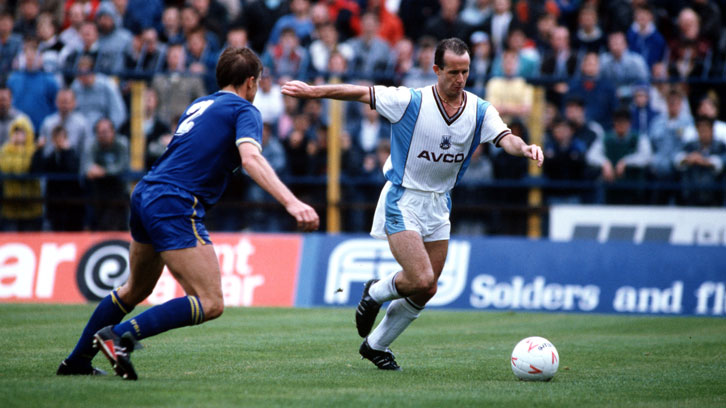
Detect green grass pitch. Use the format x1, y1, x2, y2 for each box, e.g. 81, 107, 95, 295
1, 304, 725, 407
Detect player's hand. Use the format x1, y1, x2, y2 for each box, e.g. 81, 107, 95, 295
522, 144, 544, 167
286, 200, 320, 232
281, 80, 315, 99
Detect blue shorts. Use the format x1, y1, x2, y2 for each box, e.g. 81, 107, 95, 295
129, 180, 212, 252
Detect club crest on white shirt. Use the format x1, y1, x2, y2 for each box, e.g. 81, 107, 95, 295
440, 135, 452, 150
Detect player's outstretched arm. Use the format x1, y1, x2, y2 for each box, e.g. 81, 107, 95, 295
239, 143, 320, 232
499, 134, 544, 167
281, 80, 371, 105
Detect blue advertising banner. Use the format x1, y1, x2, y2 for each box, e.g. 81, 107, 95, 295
295, 235, 726, 317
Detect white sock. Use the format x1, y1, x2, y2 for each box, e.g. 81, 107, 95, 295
367, 298, 423, 351
369, 271, 401, 304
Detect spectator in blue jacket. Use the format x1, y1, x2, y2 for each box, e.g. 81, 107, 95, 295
121, 0, 164, 34
649, 88, 696, 182
7, 37, 59, 131
599, 31, 649, 101
627, 5, 666, 69
267, 0, 314, 47
70, 55, 127, 130
674, 116, 726, 206
630, 84, 659, 139
184, 26, 219, 91
95, 1, 132, 74
567, 52, 618, 131
0, 12, 23, 81
345, 12, 393, 81
262, 26, 311, 82
544, 117, 588, 183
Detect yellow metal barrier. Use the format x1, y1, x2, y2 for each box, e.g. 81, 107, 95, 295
129, 81, 146, 173
326, 77, 342, 233
526, 86, 545, 238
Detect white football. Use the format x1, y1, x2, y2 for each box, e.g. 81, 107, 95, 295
510, 336, 559, 381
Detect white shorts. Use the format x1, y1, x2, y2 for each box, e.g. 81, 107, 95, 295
370, 181, 451, 242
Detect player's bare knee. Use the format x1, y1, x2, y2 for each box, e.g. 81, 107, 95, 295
423, 281, 438, 298
117, 285, 144, 307
201, 297, 224, 321
412, 272, 436, 294
205, 305, 224, 321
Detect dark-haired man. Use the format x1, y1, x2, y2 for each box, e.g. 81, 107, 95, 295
282, 37, 543, 370
675, 115, 726, 206
586, 107, 652, 203
57, 47, 319, 380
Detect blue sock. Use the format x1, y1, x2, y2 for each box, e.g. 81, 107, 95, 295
66, 290, 133, 366
112, 296, 205, 341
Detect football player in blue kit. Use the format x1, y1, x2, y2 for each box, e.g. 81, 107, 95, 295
57, 47, 319, 380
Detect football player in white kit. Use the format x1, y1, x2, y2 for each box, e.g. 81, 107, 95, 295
282, 38, 543, 370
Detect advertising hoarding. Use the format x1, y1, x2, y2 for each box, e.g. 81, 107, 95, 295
0, 233, 301, 307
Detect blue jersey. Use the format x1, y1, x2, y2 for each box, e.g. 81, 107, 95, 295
143, 91, 263, 207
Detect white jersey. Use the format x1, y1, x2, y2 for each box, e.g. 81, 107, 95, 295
371, 84, 511, 193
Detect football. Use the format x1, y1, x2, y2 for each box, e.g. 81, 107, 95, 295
510, 336, 559, 381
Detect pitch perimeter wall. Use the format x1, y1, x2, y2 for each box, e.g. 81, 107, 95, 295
1, 231, 723, 317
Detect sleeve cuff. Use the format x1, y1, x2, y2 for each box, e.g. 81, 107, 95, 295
493, 130, 512, 147
236, 137, 262, 152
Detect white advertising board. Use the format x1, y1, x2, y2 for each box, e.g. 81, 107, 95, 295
549, 205, 726, 245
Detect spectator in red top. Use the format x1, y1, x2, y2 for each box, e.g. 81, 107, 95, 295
321, 0, 361, 42
363, 0, 404, 46
62, 0, 100, 30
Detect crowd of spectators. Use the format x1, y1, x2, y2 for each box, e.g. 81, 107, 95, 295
1, 0, 726, 234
